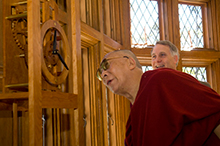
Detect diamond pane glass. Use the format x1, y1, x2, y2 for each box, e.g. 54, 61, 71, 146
179, 4, 204, 51
130, 0, 159, 48
142, 66, 153, 72
142, 66, 207, 81
182, 67, 207, 81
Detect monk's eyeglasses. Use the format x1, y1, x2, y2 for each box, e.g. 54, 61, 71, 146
96, 56, 129, 81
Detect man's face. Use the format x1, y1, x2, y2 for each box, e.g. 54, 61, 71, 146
98, 52, 130, 94
151, 44, 178, 70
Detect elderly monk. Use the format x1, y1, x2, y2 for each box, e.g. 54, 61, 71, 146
96, 49, 220, 145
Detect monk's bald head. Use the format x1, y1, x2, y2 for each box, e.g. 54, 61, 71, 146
104, 50, 142, 69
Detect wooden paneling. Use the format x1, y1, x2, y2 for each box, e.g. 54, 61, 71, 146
20, 111, 29, 146
0, 111, 12, 146
108, 91, 117, 146
80, 0, 99, 30
210, 60, 220, 92
13, 103, 18, 146
82, 48, 91, 146
0, 1, 3, 69
103, 0, 111, 37
215, 0, 220, 50
81, 44, 109, 146
0, 66, 2, 93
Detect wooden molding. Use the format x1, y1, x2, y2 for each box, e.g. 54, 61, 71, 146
0, 91, 77, 110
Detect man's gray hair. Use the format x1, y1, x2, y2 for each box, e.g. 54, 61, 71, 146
153, 40, 180, 65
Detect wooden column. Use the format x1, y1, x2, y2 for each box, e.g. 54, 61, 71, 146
28, 0, 42, 145
163, 0, 182, 71
71, 0, 82, 145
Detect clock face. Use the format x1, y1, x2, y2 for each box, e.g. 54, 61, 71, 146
43, 29, 60, 73
41, 20, 70, 85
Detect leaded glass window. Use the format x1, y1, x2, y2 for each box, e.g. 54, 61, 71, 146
142, 66, 207, 82
179, 3, 203, 51
182, 67, 207, 82
142, 66, 153, 72
130, 0, 159, 48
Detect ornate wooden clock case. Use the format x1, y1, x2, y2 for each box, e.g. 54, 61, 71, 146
1, 0, 77, 145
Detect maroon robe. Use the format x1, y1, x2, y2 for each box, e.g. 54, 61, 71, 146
125, 68, 220, 146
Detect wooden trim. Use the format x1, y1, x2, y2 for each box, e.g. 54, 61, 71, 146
42, 91, 78, 109
0, 0, 2, 69
131, 48, 152, 66
2, 0, 7, 94
92, 0, 99, 30
206, 64, 212, 87
203, 2, 211, 48
0, 63, 2, 75
120, 0, 131, 50
98, 0, 109, 145
90, 45, 98, 146
13, 103, 18, 146
216, 0, 220, 50
110, 0, 116, 40
158, 0, 165, 40
88, 0, 92, 26
210, 0, 218, 50
80, 0, 86, 23
82, 48, 92, 146
81, 22, 102, 43
27, 0, 42, 145
71, 0, 83, 145
181, 50, 220, 60
81, 22, 126, 51
108, 90, 116, 146
179, 0, 211, 4
171, 0, 180, 50
215, 59, 220, 93
0, 91, 77, 109
114, 0, 122, 44
0, 92, 29, 100
58, 8, 68, 24
210, 60, 220, 93
104, 34, 124, 50
131, 47, 152, 58
163, 0, 173, 41
103, 0, 111, 37
45, 109, 53, 146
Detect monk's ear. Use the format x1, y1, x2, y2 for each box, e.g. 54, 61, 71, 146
128, 57, 136, 70
174, 55, 178, 65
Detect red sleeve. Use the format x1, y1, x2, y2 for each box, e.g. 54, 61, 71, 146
130, 68, 220, 146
